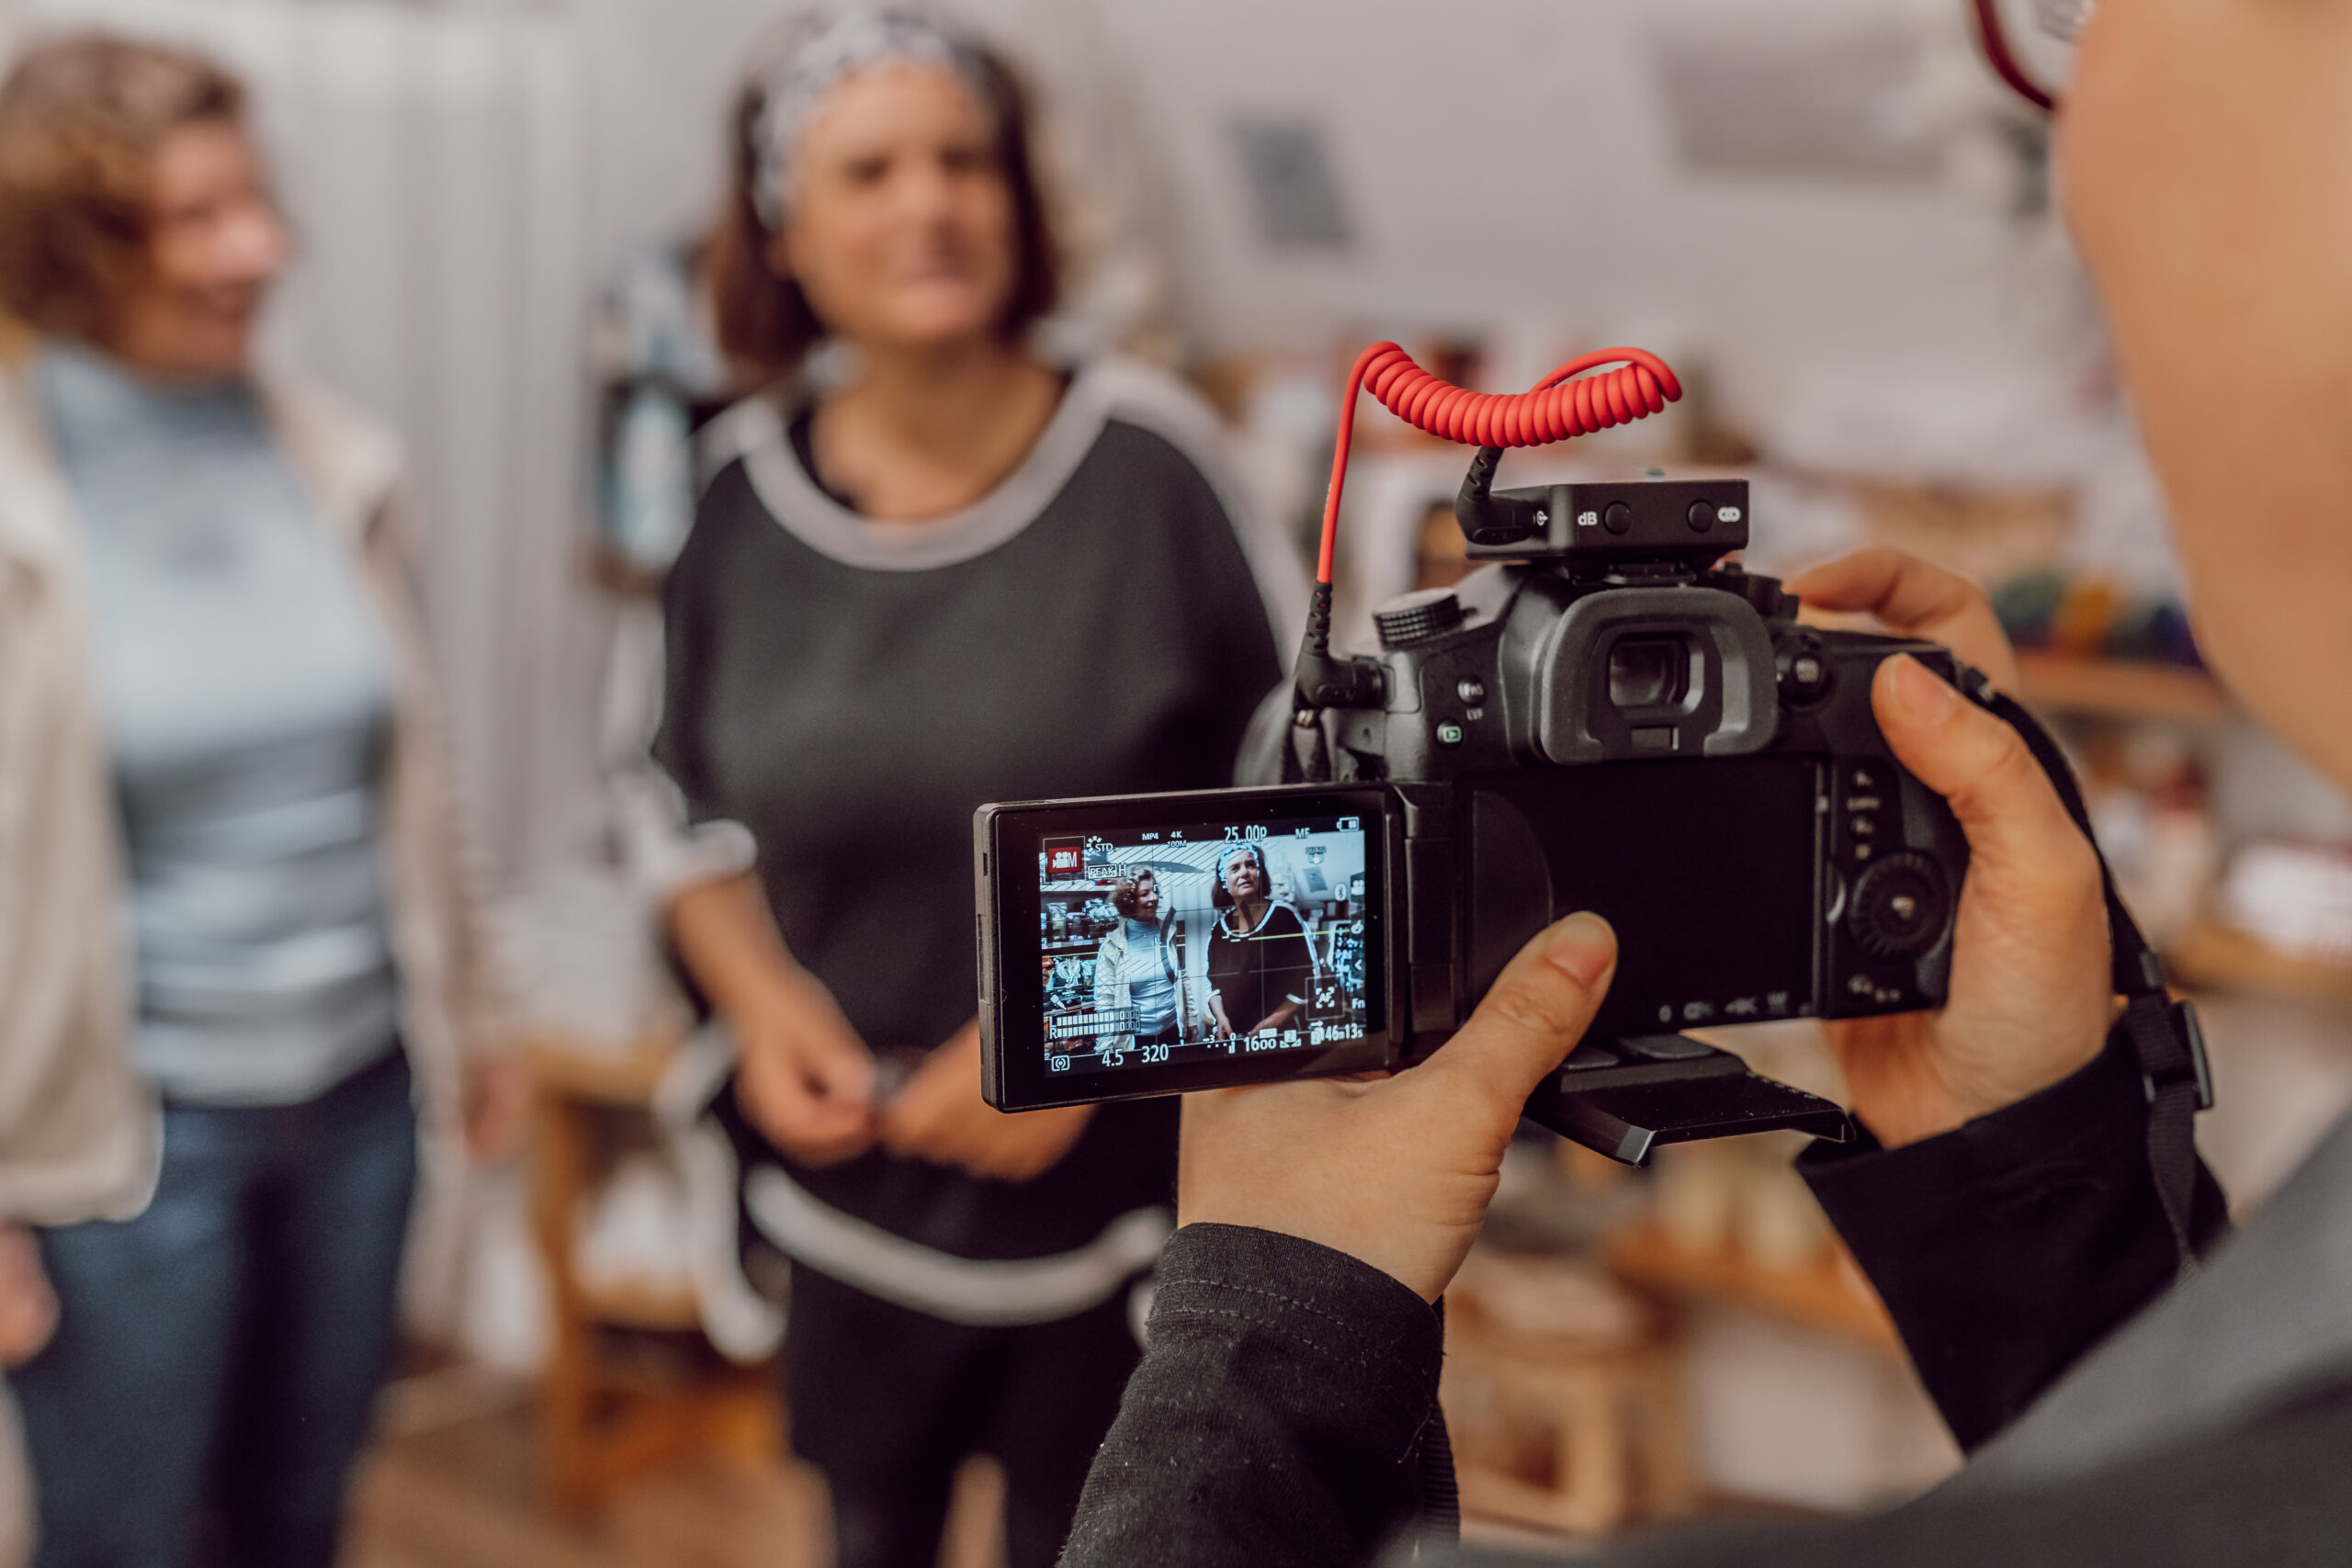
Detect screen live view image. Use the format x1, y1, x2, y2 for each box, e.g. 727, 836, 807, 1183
1036, 816, 1372, 1078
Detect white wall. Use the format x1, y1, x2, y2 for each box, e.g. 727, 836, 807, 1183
0, 0, 2120, 878
576, 0, 2089, 449
0, 0, 610, 886
1092, 0, 2094, 467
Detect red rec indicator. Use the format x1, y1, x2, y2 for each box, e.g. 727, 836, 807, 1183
1045, 839, 1084, 878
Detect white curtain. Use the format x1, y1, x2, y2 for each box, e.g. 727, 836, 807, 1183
2, 0, 609, 886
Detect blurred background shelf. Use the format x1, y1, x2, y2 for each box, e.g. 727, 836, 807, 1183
2012, 653, 2229, 724
2170, 920, 2352, 1012
1606, 1220, 1899, 1352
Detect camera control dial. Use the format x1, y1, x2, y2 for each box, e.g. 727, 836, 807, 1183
1374, 589, 1467, 650
1847, 852, 1951, 961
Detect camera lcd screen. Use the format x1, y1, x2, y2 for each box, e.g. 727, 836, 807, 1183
978, 786, 1394, 1111
1464, 757, 1820, 1043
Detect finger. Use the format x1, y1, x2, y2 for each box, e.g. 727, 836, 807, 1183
1790, 548, 2018, 689
1415, 914, 1616, 1122
752, 1105, 873, 1167
1871, 655, 2100, 891
967, 1107, 1088, 1183
743, 1056, 874, 1153
800, 1021, 879, 1108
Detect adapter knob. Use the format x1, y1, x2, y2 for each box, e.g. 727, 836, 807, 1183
1847, 852, 1951, 961
1374, 589, 1466, 650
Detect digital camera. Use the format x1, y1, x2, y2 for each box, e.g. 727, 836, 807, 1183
976, 469, 1971, 1160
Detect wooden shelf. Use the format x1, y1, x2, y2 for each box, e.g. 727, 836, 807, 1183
2013, 652, 2229, 723
2169, 919, 2352, 1011
1605, 1221, 1898, 1351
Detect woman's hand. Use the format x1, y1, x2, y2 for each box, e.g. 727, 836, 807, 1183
0, 1224, 57, 1368
876, 1021, 1095, 1182
667, 875, 880, 1166
731, 971, 881, 1167
462, 1054, 534, 1160
1790, 550, 2112, 1146
1180, 914, 1618, 1303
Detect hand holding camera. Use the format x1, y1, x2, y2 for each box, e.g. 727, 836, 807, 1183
1792, 550, 2111, 1147
1177, 547, 2113, 1304
1179, 913, 1618, 1303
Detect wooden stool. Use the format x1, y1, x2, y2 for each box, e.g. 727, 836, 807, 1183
1442, 1252, 1694, 1539
528, 1036, 781, 1512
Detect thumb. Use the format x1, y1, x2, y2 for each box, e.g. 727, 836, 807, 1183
1871, 655, 2097, 881
1416, 913, 1617, 1121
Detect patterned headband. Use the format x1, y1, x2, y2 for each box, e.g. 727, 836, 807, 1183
748, 8, 996, 231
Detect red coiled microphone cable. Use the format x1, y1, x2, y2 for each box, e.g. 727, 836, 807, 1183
1315, 342, 1683, 586
1295, 342, 1683, 704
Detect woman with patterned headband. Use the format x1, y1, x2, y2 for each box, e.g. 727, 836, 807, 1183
624, 10, 1302, 1566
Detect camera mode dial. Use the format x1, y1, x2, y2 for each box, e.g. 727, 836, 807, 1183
1847, 852, 1951, 961
1374, 589, 1467, 650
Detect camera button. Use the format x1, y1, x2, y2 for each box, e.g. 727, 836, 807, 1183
1687, 500, 1715, 532
1436, 722, 1465, 748
1455, 677, 1487, 706
1624, 1033, 1713, 1061
1849, 852, 1952, 960
1603, 501, 1634, 534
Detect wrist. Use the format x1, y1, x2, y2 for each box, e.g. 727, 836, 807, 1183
718, 963, 825, 1037
1178, 1198, 1446, 1303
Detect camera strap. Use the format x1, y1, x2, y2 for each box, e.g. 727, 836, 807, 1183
1965, 674, 2216, 1277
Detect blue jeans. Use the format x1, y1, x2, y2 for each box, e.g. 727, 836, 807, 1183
14, 1050, 416, 1568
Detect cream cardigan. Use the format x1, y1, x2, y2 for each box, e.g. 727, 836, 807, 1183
0, 355, 496, 1224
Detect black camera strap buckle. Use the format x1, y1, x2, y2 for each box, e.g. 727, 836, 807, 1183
2120, 989, 2214, 1115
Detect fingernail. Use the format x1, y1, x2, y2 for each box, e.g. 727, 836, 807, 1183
1888, 654, 1960, 724
1545, 912, 1614, 986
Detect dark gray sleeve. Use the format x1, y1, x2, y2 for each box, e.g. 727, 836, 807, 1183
613, 495, 759, 904
1798, 1031, 2228, 1450
1061, 1224, 1444, 1568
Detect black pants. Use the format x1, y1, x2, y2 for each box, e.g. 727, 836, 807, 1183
787, 1267, 1143, 1568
